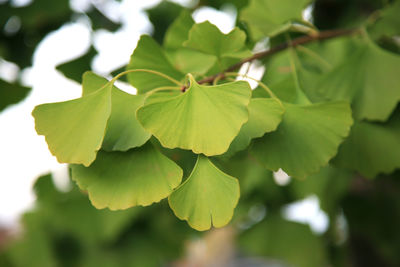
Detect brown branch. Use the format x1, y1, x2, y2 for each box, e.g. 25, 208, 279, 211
195, 28, 360, 87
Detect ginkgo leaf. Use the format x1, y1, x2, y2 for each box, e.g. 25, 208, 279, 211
32, 84, 112, 166
332, 114, 400, 178
82, 72, 151, 151
137, 75, 252, 156
184, 21, 251, 59
163, 10, 194, 50
166, 49, 216, 76
240, 0, 311, 39
71, 142, 183, 210
127, 35, 184, 94
225, 98, 284, 156
168, 155, 240, 231
163, 11, 217, 75
251, 101, 353, 178
183, 21, 252, 72
315, 38, 400, 121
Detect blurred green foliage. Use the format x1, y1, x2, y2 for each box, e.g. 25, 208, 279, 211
2, 0, 400, 267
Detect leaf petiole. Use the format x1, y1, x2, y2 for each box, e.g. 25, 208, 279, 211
111, 69, 184, 87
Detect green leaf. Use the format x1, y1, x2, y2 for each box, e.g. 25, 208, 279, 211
368, 1, 400, 39
333, 114, 400, 178
163, 10, 194, 50
225, 98, 284, 156
166, 48, 217, 76
240, 0, 311, 39
71, 142, 183, 210
137, 75, 252, 156
127, 35, 184, 94
32, 84, 112, 166
183, 21, 251, 71
168, 155, 240, 231
82, 72, 151, 151
184, 21, 251, 59
145, 0, 184, 44
56, 46, 97, 83
315, 37, 400, 121
0, 78, 31, 112
251, 101, 353, 178
163, 11, 216, 75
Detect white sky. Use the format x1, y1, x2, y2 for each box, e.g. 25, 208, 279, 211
0, 0, 328, 233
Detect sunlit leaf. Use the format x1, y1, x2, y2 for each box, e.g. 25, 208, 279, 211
82, 72, 151, 151
137, 75, 251, 156
252, 101, 353, 178
333, 114, 400, 178
163, 11, 216, 75
71, 143, 183, 210
225, 98, 284, 156
184, 21, 251, 59
32, 84, 112, 166
127, 35, 184, 94
240, 0, 311, 39
183, 21, 251, 71
315, 37, 400, 121
168, 155, 240, 231
163, 10, 194, 50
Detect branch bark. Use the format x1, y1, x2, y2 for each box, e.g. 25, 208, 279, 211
194, 28, 360, 87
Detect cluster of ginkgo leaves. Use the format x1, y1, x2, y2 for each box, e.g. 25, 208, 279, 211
32, 0, 400, 231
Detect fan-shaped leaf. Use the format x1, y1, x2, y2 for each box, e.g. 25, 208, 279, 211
251, 101, 353, 178
184, 21, 251, 59
225, 98, 284, 156
240, 0, 311, 39
82, 72, 151, 151
315, 38, 400, 121
71, 143, 183, 210
32, 84, 112, 166
163, 11, 217, 75
127, 35, 184, 94
164, 10, 194, 50
168, 155, 240, 231
137, 75, 251, 156
333, 115, 400, 178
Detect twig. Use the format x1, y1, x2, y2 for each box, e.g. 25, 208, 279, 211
194, 28, 360, 87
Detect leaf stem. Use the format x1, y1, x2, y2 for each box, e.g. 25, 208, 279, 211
224, 72, 279, 101
195, 28, 360, 87
111, 69, 183, 87
146, 86, 182, 95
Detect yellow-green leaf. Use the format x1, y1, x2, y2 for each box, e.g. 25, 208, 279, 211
32, 84, 112, 166
71, 142, 183, 210
137, 75, 252, 156
168, 155, 240, 231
